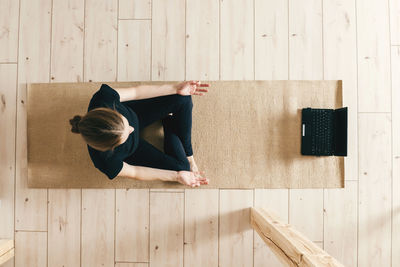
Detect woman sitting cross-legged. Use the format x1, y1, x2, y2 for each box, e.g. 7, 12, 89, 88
69, 80, 210, 188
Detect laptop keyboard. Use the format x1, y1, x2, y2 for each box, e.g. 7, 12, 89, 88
311, 109, 334, 155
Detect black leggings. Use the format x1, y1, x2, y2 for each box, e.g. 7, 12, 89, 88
123, 94, 193, 171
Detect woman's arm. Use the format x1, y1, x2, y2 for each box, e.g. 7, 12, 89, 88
114, 80, 209, 101
114, 84, 177, 102
118, 162, 178, 181
117, 162, 208, 187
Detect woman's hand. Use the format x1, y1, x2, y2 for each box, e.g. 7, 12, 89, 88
175, 80, 209, 96
177, 170, 209, 187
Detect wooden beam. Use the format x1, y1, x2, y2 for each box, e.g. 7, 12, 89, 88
0, 239, 14, 265
250, 207, 344, 267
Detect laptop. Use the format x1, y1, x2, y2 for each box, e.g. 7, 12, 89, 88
301, 107, 348, 156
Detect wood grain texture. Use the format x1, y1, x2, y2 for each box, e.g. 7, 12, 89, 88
324, 181, 358, 267
84, 0, 117, 82
288, 0, 324, 250
289, 0, 322, 79
254, 189, 288, 267
151, 0, 185, 81
391, 46, 400, 267
356, 0, 391, 112
81, 189, 115, 267
0, 248, 14, 266
358, 113, 392, 266
186, 0, 219, 80
219, 190, 253, 267
251, 207, 345, 267
220, 0, 253, 80
117, 20, 151, 82
48, 189, 81, 267
323, 0, 357, 181
254, 0, 288, 80
390, 0, 400, 44
51, 0, 84, 82
15, 231, 46, 267
115, 264, 148, 267
0, 64, 16, 243
115, 189, 149, 262
322, 0, 358, 265
18, 0, 52, 83
289, 189, 323, 242
0, 0, 19, 62
118, 0, 151, 19
150, 192, 184, 267
184, 189, 218, 267
0, 240, 13, 258
15, 0, 51, 231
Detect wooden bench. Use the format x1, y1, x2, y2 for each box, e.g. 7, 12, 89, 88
0, 239, 14, 266
251, 207, 344, 267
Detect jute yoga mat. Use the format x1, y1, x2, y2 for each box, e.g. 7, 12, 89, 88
27, 80, 344, 189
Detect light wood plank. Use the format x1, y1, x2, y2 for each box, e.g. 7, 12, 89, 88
51, 0, 84, 82
15, 82, 47, 231
356, 0, 391, 112
390, 0, 400, 45
251, 207, 345, 267
0, 240, 13, 257
289, 0, 322, 79
115, 263, 148, 267
0, 64, 17, 244
289, 189, 323, 242
16, 0, 52, 231
115, 189, 149, 262
47, 2, 84, 265
149, 189, 184, 193
0, 248, 14, 266
219, 190, 253, 267
48, 189, 81, 267
18, 0, 52, 83
15, 231, 46, 267
254, 0, 288, 80
254, 189, 288, 267
118, 0, 151, 19
184, 189, 218, 267
186, 0, 219, 80
117, 20, 151, 82
323, 0, 357, 181
82, 189, 115, 267
220, 0, 253, 80
314, 241, 323, 249
288, 0, 324, 248
358, 113, 392, 266
151, 0, 185, 81
150, 192, 184, 267
0, 0, 19, 62
391, 46, 400, 267
184, 1, 219, 263
323, 181, 358, 267
84, 0, 118, 82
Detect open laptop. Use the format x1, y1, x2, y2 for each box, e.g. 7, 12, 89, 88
301, 107, 348, 156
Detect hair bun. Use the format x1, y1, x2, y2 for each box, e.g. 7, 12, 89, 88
69, 115, 82, 134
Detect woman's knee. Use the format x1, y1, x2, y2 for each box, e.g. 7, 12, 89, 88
175, 95, 193, 108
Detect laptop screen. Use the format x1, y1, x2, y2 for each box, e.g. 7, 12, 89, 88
334, 107, 348, 156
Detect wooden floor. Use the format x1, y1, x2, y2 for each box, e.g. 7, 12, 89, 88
0, 0, 398, 266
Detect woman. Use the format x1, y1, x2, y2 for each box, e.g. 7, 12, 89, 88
69, 80, 210, 187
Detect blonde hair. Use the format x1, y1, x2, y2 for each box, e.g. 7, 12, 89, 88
69, 106, 124, 152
